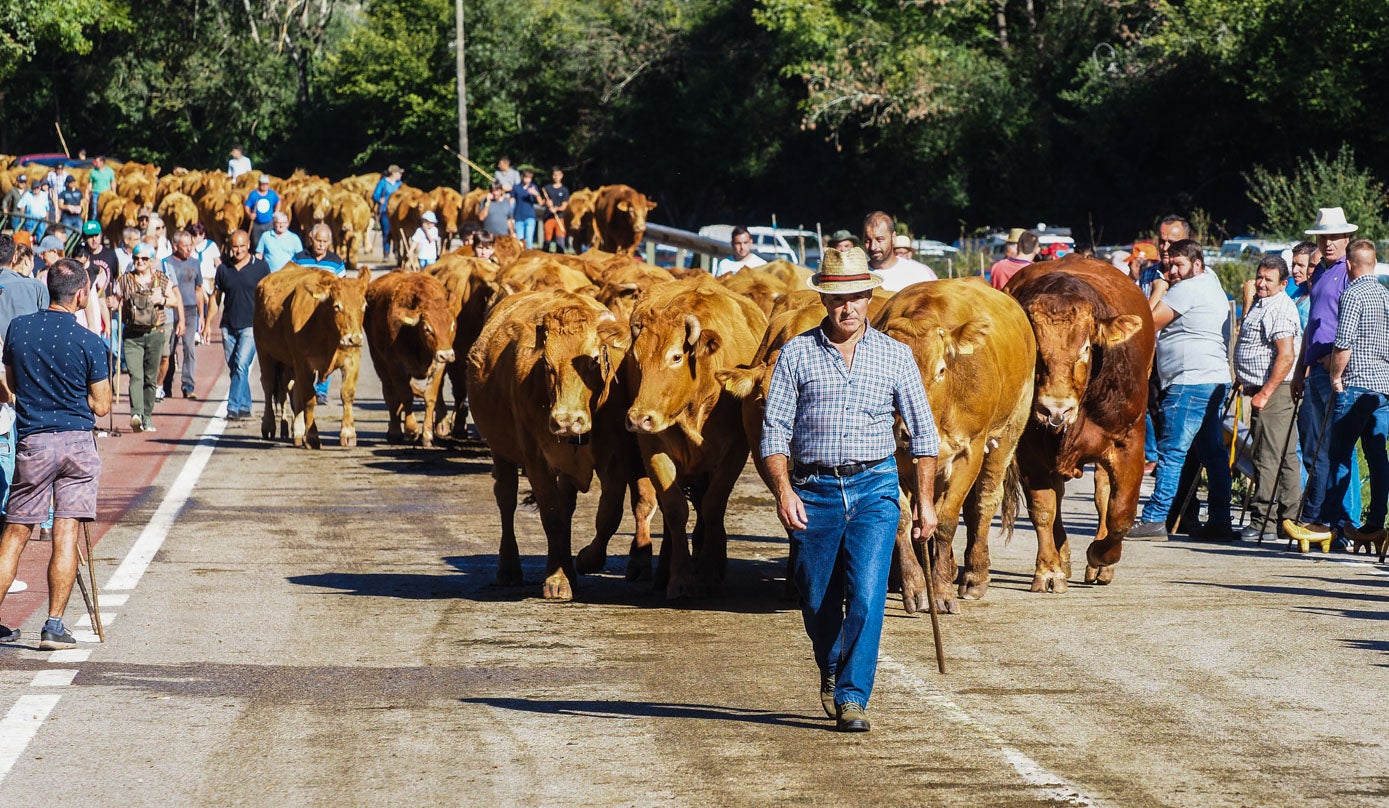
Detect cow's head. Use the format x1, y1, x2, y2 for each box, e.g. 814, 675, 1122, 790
309, 187, 332, 222
319, 266, 371, 348
626, 309, 721, 434
1027, 301, 1144, 430
531, 301, 628, 438
617, 196, 656, 235
392, 278, 459, 366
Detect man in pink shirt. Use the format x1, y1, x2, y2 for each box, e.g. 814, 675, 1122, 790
989, 230, 1038, 290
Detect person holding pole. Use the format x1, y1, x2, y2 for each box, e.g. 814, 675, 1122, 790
760, 247, 939, 732
0, 259, 112, 649
1130, 239, 1236, 541
1233, 254, 1303, 540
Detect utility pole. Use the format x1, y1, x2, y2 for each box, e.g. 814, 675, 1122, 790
456, 0, 470, 194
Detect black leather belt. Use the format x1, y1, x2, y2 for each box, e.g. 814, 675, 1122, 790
795, 458, 889, 478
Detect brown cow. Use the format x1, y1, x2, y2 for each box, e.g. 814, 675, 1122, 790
596, 260, 675, 321
625, 276, 767, 597
593, 185, 656, 256
429, 187, 464, 244
156, 192, 199, 232
289, 180, 334, 236
494, 253, 595, 298
1006, 256, 1155, 591
327, 190, 372, 270
199, 190, 245, 248
365, 271, 458, 448
387, 186, 429, 263
99, 192, 140, 245
467, 290, 651, 598
254, 264, 372, 449
564, 188, 599, 251
873, 278, 1035, 614
427, 254, 500, 437
719, 266, 790, 316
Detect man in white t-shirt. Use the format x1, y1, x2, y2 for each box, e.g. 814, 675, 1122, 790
411, 211, 442, 268
713, 226, 767, 277
1130, 239, 1234, 541
227, 145, 252, 181
862, 211, 936, 292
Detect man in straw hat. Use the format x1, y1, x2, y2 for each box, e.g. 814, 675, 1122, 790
760, 247, 940, 732
1285, 207, 1364, 547
989, 229, 1039, 290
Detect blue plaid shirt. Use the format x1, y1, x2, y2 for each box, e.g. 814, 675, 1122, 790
760, 324, 939, 465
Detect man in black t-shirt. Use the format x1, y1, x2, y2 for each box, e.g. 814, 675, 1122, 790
540, 167, 571, 253
203, 230, 271, 421
82, 221, 120, 285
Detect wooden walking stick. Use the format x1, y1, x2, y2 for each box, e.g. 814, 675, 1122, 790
1254, 395, 1302, 543
922, 535, 947, 675
80, 521, 105, 642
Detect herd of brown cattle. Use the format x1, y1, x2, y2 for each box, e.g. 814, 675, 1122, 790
0, 158, 660, 267
253, 242, 1156, 614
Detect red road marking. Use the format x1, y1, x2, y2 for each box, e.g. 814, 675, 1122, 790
4, 338, 227, 625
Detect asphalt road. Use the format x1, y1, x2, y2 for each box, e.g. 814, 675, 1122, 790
1, 308, 1387, 807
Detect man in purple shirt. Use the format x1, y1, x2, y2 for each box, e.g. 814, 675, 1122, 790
1285, 207, 1362, 545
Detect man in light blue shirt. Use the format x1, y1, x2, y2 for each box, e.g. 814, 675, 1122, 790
255, 212, 303, 272
1131, 239, 1235, 540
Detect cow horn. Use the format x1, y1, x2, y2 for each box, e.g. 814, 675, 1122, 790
598, 310, 616, 323
684, 314, 701, 348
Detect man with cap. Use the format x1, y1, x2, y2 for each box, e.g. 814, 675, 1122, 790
826, 230, 858, 253
289, 223, 345, 405
372, 165, 404, 260
714, 225, 767, 277
862, 211, 937, 292
1323, 239, 1389, 551
989, 229, 1038, 290
761, 246, 939, 732
892, 234, 914, 260
1285, 207, 1364, 546
243, 174, 281, 251
82, 221, 119, 286
411, 211, 442, 268
55, 176, 84, 234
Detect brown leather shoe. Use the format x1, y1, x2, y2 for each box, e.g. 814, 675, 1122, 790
819, 671, 836, 719
836, 702, 870, 732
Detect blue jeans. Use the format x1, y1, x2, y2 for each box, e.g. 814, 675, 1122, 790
1324, 388, 1389, 530
222, 326, 257, 416
1300, 365, 1363, 525
1143, 383, 1233, 524
789, 457, 900, 710
379, 212, 391, 255
515, 217, 537, 248
1144, 413, 1157, 463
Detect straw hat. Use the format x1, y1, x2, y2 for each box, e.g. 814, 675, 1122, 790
1007, 227, 1026, 243
808, 247, 882, 294
1305, 207, 1358, 235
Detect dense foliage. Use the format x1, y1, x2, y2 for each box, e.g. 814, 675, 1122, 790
4, 0, 1388, 240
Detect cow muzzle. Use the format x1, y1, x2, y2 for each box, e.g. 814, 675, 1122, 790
626, 409, 665, 434
1035, 397, 1078, 431
550, 409, 591, 438
340, 331, 364, 348
435, 349, 456, 364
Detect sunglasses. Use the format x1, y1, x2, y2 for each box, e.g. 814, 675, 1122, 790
133, 256, 152, 262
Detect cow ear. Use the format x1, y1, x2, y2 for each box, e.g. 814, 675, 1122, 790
646, 199, 657, 211
950, 319, 990, 356
597, 319, 630, 351
312, 290, 331, 302
356, 265, 371, 284
694, 329, 723, 358
1095, 314, 1144, 346
716, 366, 763, 399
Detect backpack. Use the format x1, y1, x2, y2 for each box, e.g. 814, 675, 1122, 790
120, 273, 163, 331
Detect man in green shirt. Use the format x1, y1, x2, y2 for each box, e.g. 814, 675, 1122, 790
86, 155, 115, 220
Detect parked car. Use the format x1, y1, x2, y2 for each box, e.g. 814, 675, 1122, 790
697, 224, 822, 267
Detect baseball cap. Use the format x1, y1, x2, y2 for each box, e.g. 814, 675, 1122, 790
258, 173, 271, 184
423, 211, 438, 223
132, 243, 155, 258
1132, 241, 1159, 261
11, 230, 31, 245
893, 234, 911, 250
83, 220, 102, 236
15, 175, 27, 184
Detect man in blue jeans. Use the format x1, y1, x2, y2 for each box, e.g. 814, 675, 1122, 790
1320, 239, 1389, 549
1131, 239, 1235, 540
203, 231, 271, 421
761, 247, 939, 732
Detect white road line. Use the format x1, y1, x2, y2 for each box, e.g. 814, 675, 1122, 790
29, 670, 78, 688
106, 405, 227, 591
46, 650, 90, 664
879, 653, 1101, 807
73, 612, 118, 631
0, 696, 61, 779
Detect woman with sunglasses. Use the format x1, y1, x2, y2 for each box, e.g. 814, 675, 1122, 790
109, 242, 182, 432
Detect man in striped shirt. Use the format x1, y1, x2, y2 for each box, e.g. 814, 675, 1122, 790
761, 247, 939, 732
1324, 239, 1389, 549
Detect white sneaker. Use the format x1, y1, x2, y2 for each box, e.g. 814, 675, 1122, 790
154, 389, 165, 402
143, 421, 156, 433
130, 415, 144, 433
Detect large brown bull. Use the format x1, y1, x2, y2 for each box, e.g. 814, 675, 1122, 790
1006, 256, 1155, 590
254, 264, 372, 449
427, 253, 500, 436
873, 278, 1035, 614
564, 188, 598, 251
592, 185, 655, 256
467, 291, 652, 598
365, 271, 458, 448
625, 276, 767, 597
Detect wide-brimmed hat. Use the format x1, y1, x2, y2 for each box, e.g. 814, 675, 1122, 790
1305, 207, 1358, 235
827, 229, 860, 247
1007, 227, 1026, 243
808, 247, 882, 294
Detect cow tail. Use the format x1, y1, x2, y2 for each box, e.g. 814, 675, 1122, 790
1001, 459, 1022, 544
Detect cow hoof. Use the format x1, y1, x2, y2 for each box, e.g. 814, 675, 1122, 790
494, 568, 524, 587
339, 429, 356, 448
386, 431, 404, 445
293, 433, 306, 448
1084, 564, 1115, 585
936, 596, 961, 615
625, 546, 653, 582
901, 589, 926, 616
1030, 570, 1069, 593
958, 574, 990, 600
261, 423, 275, 440
575, 545, 606, 575
542, 571, 573, 600
666, 576, 713, 599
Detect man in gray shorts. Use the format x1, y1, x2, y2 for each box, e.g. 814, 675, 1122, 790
0, 259, 112, 650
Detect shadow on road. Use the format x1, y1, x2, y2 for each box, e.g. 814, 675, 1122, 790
459, 696, 825, 729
